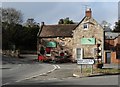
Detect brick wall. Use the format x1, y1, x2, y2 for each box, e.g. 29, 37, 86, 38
111, 52, 120, 64
104, 35, 120, 64
104, 51, 120, 64
105, 39, 115, 50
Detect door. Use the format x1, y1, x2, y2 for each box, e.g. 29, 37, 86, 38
76, 48, 83, 60
106, 52, 111, 64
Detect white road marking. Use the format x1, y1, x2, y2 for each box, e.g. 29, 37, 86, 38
4, 64, 59, 84
56, 65, 60, 69
4, 64, 61, 84
52, 65, 57, 70
15, 64, 58, 83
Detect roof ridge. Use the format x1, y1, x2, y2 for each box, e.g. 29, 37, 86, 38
43, 24, 77, 26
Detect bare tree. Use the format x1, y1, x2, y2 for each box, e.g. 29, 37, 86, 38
58, 17, 75, 24
101, 20, 112, 32
2, 8, 23, 24
0, 8, 2, 27
23, 18, 39, 27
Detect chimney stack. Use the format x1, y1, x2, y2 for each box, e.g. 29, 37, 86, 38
41, 22, 44, 26
85, 8, 92, 18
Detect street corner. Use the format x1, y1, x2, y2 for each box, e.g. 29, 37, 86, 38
72, 66, 120, 78
72, 67, 94, 78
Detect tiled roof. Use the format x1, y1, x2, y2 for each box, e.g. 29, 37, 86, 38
105, 32, 120, 39
39, 24, 77, 37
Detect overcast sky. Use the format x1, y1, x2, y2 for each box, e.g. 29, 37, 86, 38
2, 1, 120, 28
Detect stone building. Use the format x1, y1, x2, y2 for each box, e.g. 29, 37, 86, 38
37, 23, 77, 60
37, 8, 104, 62
72, 8, 104, 62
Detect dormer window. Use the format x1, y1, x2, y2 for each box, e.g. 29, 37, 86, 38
83, 23, 88, 30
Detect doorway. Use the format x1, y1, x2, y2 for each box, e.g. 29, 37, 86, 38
76, 48, 83, 60
106, 52, 111, 64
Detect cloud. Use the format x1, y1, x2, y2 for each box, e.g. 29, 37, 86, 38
2, 2, 118, 26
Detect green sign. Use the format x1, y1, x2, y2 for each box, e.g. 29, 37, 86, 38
81, 38, 95, 45
46, 41, 57, 47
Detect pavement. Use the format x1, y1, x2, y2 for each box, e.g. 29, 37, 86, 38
2, 54, 38, 64
103, 63, 120, 69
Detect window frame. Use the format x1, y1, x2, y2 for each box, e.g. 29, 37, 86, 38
83, 23, 88, 30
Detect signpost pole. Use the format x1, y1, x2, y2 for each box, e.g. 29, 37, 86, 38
77, 59, 94, 74
91, 64, 93, 74
80, 64, 82, 73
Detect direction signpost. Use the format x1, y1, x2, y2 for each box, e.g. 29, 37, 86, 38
77, 59, 94, 74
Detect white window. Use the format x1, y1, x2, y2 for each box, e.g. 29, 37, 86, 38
76, 48, 83, 60
83, 23, 88, 30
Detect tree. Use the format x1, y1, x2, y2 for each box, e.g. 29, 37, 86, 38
2, 21, 39, 50
113, 20, 120, 32
22, 18, 39, 50
0, 8, 2, 26
2, 8, 39, 51
58, 17, 75, 24
101, 20, 112, 32
23, 18, 39, 27
2, 8, 23, 24
22, 25, 39, 50
2, 22, 24, 50
2, 8, 23, 50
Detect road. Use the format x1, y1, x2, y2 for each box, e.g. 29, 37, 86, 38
13, 74, 119, 85
1, 55, 56, 85
4, 63, 119, 86
1, 55, 119, 86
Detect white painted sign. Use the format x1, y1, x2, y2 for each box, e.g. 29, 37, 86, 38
77, 59, 94, 64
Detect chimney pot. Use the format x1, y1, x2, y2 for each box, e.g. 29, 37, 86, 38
85, 8, 92, 18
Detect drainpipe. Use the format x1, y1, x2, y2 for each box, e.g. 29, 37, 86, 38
102, 30, 105, 63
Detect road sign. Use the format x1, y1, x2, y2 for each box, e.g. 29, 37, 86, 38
77, 59, 94, 74
77, 59, 94, 65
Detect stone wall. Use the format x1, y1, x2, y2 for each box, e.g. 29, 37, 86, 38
2, 50, 20, 57
38, 37, 73, 58
73, 17, 104, 60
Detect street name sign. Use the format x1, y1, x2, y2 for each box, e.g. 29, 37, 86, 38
77, 59, 94, 65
